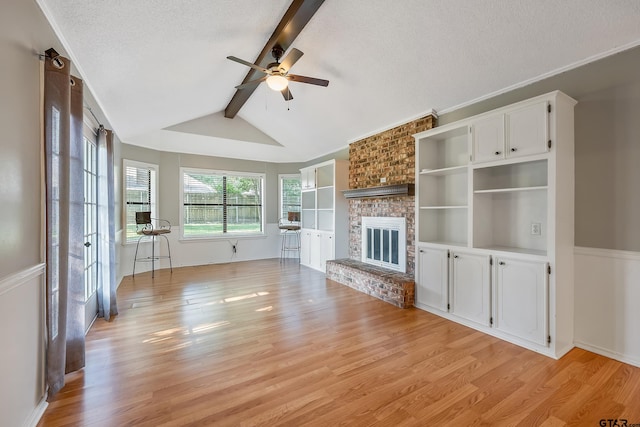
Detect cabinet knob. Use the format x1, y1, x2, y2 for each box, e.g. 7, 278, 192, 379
511, 147, 517, 152
495, 151, 502, 155
499, 261, 506, 266
454, 255, 459, 259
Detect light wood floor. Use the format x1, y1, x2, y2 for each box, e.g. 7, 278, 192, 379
40, 259, 640, 426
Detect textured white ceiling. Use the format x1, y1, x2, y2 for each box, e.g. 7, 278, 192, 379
38, 0, 640, 162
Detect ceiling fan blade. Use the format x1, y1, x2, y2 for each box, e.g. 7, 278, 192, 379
287, 74, 329, 87
279, 48, 304, 72
227, 56, 270, 74
281, 87, 293, 101
235, 76, 268, 90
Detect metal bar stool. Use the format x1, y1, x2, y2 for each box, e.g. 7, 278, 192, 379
132, 211, 173, 278
279, 211, 301, 261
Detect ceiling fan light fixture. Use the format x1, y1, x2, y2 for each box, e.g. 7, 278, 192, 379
266, 74, 288, 91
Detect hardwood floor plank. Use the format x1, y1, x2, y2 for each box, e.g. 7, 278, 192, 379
38, 260, 640, 426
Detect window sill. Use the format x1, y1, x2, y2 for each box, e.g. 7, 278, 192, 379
179, 233, 267, 242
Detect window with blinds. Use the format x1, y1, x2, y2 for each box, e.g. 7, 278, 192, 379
279, 174, 301, 219
123, 160, 157, 242
181, 168, 264, 237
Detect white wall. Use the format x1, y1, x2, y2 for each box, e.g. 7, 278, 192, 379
574, 247, 640, 367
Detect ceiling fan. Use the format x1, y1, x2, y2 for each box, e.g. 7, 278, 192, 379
227, 45, 329, 101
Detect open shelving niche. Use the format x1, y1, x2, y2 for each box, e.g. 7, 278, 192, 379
416, 123, 470, 247
472, 159, 548, 256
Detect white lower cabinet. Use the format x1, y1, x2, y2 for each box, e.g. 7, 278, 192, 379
300, 230, 311, 266
416, 245, 551, 353
450, 251, 491, 326
416, 247, 449, 311
300, 229, 335, 272
493, 257, 548, 346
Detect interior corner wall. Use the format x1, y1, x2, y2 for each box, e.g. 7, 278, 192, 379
118, 143, 304, 278
301, 146, 349, 168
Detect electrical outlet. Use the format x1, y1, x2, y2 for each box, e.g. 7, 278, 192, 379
380, 177, 387, 183
531, 223, 541, 235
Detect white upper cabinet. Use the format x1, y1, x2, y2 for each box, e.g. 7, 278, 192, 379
471, 114, 505, 163
300, 166, 316, 190
471, 100, 549, 164
506, 101, 549, 159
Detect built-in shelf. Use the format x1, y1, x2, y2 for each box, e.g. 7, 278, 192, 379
474, 185, 548, 194
414, 91, 577, 359
419, 205, 468, 210
418, 240, 468, 248
420, 165, 468, 176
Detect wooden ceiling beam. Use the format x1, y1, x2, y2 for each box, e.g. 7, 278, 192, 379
224, 0, 325, 119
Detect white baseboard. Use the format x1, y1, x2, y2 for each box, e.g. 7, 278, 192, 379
24, 397, 48, 427
575, 341, 640, 369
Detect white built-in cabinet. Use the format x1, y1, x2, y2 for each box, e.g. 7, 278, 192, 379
299, 159, 348, 272
416, 247, 448, 311
450, 251, 491, 327
414, 91, 576, 358
493, 257, 548, 347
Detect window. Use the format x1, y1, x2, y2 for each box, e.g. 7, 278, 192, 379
279, 174, 301, 219
123, 160, 158, 243
181, 168, 264, 238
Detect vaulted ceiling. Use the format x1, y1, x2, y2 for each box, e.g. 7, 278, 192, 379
37, 0, 640, 162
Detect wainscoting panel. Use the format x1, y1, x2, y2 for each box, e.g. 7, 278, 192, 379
574, 246, 640, 367
118, 223, 282, 279
0, 263, 47, 427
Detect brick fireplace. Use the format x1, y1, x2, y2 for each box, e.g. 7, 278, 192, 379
326, 114, 436, 308
348, 114, 436, 275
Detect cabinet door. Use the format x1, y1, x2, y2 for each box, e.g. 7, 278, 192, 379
506, 101, 549, 158
309, 232, 322, 270
319, 232, 334, 272
450, 251, 491, 326
300, 167, 316, 190
471, 114, 505, 163
494, 257, 548, 346
416, 247, 449, 311
299, 230, 312, 267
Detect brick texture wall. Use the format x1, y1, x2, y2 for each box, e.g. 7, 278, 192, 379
349, 115, 436, 189
348, 115, 436, 275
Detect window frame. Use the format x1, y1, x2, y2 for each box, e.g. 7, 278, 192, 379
278, 173, 302, 220
180, 167, 266, 240
122, 159, 159, 244
83, 125, 98, 301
